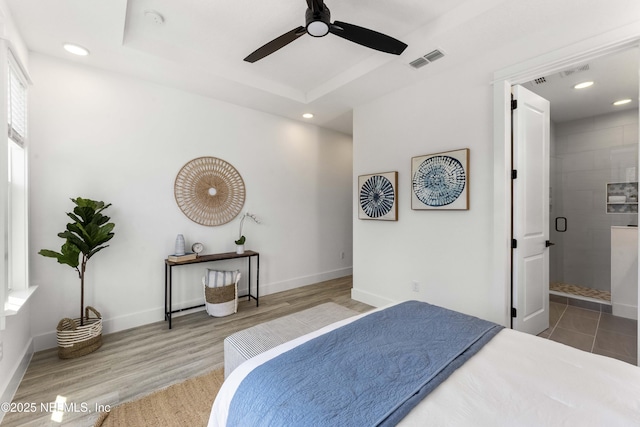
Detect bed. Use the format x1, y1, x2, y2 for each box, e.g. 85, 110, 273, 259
209, 301, 640, 426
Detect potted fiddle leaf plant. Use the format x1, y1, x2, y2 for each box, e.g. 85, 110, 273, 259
39, 197, 115, 359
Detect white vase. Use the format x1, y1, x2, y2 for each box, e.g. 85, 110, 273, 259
236, 244, 244, 254
175, 234, 186, 255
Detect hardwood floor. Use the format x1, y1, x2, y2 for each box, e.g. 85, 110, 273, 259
2, 276, 372, 427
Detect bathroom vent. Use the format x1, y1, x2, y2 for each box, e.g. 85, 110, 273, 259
409, 49, 445, 70
532, 77, 547, 85
559, 64, 590, 78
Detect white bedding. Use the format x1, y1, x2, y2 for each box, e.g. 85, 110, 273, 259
209, 309, 640, 427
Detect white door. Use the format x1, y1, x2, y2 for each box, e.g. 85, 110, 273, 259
512, 85, 550, 335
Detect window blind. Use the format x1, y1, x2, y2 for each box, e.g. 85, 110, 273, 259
7, 54, 27, 145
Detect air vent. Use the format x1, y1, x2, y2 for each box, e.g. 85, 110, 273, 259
533, 77, 546, 85
409, 57, 429, 69
409, 49, 445, 70
424, 49, 445, 62
559, 64, 590, 78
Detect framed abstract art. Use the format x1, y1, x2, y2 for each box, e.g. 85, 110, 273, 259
411, 149, 469, 210
358, 171, 398, 221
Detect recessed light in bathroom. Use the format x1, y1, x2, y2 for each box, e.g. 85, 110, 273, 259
573, 81, 594, 89
613, 98, 632, 106
302, 113, 314, 119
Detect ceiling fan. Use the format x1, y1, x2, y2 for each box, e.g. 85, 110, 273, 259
244, 0, 408, 63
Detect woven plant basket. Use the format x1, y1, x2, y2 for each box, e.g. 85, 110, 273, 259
57, 306, 103, 359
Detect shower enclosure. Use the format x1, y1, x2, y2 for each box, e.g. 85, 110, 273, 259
549, 109, 639, 312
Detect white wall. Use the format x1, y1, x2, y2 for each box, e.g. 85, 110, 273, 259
352, 0, 640, 324
28, 53, 353, 350
553, 109, 639, 292
353, 63, 497, 320
0, 307, 32, 415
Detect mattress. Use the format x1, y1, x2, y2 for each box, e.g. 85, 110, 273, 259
209, 304, 640, 426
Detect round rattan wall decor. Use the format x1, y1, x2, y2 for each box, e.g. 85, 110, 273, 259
174, 157, 245, 226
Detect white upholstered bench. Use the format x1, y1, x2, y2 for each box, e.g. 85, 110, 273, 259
224, 303, 359, 378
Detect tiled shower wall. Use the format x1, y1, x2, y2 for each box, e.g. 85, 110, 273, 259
550, 109, 639, 292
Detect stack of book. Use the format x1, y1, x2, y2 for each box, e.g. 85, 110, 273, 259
167, 252, 197, 262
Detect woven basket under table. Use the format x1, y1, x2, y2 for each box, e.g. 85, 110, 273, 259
56, 306, 103, 359
204, 283, 236, 304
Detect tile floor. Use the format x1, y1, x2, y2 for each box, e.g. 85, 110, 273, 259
538, 295, 638, 365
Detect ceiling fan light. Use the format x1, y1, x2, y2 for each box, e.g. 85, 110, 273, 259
307, 20, 329, 37
305, 6, 331, 37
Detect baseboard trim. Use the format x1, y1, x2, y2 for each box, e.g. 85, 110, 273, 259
351, 288, 396, 308
259, 267, 353, 296
33, 303, 204, 352
613, 302, 638, 320
33, 268, 354, 351
0, 338, 33, 424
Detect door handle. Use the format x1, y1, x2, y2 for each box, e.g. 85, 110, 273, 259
545, 240, 555, 247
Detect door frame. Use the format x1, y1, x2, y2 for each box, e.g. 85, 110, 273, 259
492, 24, 640, 332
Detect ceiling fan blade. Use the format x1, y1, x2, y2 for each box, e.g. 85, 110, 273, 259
329, 21, 407, 55
244, 26, 306, 63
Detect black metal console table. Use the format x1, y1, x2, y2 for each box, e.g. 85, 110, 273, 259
164, 250, 259, 329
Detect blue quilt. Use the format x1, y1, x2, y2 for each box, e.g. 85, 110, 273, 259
227, 300, 503, 426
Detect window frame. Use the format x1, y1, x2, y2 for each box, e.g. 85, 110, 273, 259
1, 43, 34, 319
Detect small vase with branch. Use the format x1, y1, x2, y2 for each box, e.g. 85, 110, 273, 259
235, 212, 260, 254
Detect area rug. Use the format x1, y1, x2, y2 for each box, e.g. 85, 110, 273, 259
94, 368, 224, 427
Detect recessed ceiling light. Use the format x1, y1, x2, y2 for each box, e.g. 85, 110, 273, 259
573, 81, 594, 89
613, 98, 632, 106
302, 113, 314, 119
63, 43, 89, 56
